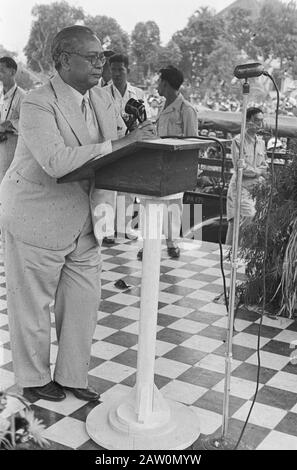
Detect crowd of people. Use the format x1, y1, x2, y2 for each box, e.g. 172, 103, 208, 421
182, 90, 297, 117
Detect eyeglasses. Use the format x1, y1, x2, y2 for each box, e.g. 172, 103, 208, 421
63, 51, 106, 66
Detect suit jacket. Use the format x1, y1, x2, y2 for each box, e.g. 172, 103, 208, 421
0, 73, 120, 249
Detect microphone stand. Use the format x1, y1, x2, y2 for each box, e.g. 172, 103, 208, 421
201, 79, 250, 450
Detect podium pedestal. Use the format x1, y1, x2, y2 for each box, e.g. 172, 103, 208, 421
86, 195, 200, 450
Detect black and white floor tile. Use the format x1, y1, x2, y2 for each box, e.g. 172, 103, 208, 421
1, 237, 297, 450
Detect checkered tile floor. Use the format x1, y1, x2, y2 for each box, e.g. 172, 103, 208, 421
1, 237, 297, 450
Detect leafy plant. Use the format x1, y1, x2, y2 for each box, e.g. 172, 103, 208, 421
238, 154, 297, 317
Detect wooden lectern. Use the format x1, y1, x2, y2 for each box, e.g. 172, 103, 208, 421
59, 138, 211, 450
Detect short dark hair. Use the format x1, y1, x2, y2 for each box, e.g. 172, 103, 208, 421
103, 50, 115, 59
0, 56, 17, 72
109, 53, 129, 69
51, 25, 99, 70
246, 107, 263, 121
159, 66, 184, 90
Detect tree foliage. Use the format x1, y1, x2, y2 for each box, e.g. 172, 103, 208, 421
201, 40, 242, 97
84, 15, 130, 53
24, 1, 84, 74
16, 65, 40, 90
131, 21, 161, 77
253, 0, 297, 68
21, 0, 297, 92
222, 7, 257, 58
172, 7, 224, 84
157, 40, 182, 70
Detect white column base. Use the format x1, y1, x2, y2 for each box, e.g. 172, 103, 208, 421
86, 387, 200, 450
86, 195, 200, 450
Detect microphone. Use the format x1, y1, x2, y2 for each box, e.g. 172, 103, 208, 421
234, 62, 266, 79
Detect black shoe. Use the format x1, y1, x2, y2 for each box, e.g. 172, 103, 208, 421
137, 248, 143, 261
61, 385, 100, 402
23, 381, 66, 402
167, 246, 180, 258
102, 237, 115, 246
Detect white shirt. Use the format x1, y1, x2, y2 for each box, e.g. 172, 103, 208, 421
0, 84, 26, 133
68, 85, 102, 144
105, 82, 150, 121
65, 84, 112, 192
0, 84, 17, 121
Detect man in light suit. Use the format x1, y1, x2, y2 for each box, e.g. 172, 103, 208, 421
0, 26, 155, 402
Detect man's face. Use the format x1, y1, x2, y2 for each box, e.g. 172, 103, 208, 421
66, 37, 104, 91
110, 61, 128, 89
157, 77, 166, 97
0, 64, 14, 86
102, 61, 112, 83
247, 112, 264, 133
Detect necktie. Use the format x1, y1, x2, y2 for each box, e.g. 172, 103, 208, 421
81, 96, 89, 121
81, 95, 102, 144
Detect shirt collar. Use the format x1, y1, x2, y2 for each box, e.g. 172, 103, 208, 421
100, 78, 112, 87
161, 93, 183, 113
64, 82, 90, 108
3, 83, 17, 100
111, 82, 137, 98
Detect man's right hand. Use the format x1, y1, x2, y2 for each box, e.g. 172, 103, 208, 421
111, 120, 157, 154
131, 120, 157, 142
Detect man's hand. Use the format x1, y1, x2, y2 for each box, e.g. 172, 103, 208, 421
111, 120, 158, 154
132, 120, 157, 142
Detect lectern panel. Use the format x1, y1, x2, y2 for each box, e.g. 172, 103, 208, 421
94, 148, 198, 196
58, 138, 211, 197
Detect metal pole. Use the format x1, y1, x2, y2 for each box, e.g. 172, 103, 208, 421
222, 79, 250, 439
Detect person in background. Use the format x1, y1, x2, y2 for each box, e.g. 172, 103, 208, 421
103, 53, 149, 244
0, 57, 26, 182
98, 50, 115, 87
148, 97, 160, 123
137, 65, 198, 260
0, 26, 155, 403
225, 107, 268, 246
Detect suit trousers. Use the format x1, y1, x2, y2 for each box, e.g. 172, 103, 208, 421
3, 214, 101, 388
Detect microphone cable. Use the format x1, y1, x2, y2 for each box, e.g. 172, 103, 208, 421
160, 135, 230, 313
